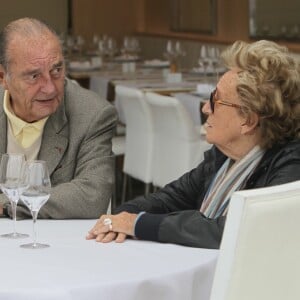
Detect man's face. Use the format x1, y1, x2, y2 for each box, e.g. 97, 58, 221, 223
0, 33, 65, 122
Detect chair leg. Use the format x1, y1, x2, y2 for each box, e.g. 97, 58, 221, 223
145, 183, 151, 196
112, 158, 118, 210
153, 186, 160, 193
128, 176, 133, 200
121, 174, 128, 204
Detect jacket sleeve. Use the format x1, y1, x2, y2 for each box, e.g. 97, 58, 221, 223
114, 140, 300, 248
114, 148, 226, 248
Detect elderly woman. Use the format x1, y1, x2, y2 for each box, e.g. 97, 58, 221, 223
87, 40, 300, 248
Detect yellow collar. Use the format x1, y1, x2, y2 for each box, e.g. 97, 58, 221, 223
3, 90, 48, 136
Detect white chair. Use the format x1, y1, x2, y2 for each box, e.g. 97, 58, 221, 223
111, 135, 126, 208
210, 180, 300, 300
145, 92, 211, 188
115, 85, 154, 202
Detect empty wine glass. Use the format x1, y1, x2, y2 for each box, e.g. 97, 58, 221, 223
19, 160, 51, 249
107, 37, 118, 59
164, 40, 185, 73
175, 41, 186, 57
0, 153, 29, 239
209, 46, 220, 80
198, 45, 210, 80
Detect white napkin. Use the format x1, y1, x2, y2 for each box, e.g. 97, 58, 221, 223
144, 59, 169, 67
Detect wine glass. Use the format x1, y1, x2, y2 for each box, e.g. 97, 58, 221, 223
19, 160, 51, 249
0, 153, 29, 239
198, 45, 210, 81
209, 46, 220, 81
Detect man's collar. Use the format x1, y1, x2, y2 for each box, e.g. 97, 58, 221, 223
3, 90, 48, 135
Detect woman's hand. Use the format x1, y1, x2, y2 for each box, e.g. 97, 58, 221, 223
86, 212, 138, 243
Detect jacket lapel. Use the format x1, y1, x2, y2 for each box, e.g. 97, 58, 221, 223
38, 98, 69, 175
0, 88, 7, 155
0, 109, 7, 156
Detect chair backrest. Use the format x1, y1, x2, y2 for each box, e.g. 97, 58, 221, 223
115, 85, 153, 183
146, 92, 199, 141
145, 92, 210, 187
210, 180, 300, 300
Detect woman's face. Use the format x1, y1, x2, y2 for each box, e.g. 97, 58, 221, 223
202, 69, 252, 159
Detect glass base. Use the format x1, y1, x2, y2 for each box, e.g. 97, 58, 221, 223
20, 242, 50, 249
1, 232, 29, 239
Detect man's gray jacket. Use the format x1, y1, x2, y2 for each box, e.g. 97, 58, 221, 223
0, 79, 117, 219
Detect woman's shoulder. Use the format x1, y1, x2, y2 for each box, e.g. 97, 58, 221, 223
264, 139, 300, 163
276, 139, 300, 155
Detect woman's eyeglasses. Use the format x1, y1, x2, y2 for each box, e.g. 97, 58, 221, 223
209, 89, 241, 113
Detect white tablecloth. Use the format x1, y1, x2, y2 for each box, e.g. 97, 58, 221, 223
0, 219, 218, 300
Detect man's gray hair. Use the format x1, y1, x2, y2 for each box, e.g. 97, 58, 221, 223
0, 17, 62, 70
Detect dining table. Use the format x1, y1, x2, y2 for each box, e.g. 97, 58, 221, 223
0, 218, 219, 300
68, 61, 214, 99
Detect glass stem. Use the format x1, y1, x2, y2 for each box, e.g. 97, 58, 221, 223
11, 200, 17, 235
32, 210, 38, 246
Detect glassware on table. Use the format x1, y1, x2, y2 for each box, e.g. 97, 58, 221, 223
164, 40, 185, 73
164, 40, 176, 71
209, 46, 220, 80
0, 153, 29, 239
19, 160, 51, 249
121, 36, 140, 57
198, 45, 210, 81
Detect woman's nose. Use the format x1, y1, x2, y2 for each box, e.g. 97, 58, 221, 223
202, 100, 212, 115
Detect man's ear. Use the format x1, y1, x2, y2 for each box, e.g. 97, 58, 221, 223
0, 65, 7, 89
240, 113, 259, 135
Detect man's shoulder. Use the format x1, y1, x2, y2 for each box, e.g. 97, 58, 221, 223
64, 78, 114, 113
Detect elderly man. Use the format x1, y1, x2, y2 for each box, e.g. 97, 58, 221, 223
0, 18, 117, 219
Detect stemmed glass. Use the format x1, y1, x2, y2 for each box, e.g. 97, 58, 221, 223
0, 153, 29, 239
209, 46, 220, 81
198, 45, 210, 81
19, 160, 51, 249
164, 40, 185, 73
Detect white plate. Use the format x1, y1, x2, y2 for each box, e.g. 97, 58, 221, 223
68, 61, 101, 71
142, 60, 170, 68
68, 66, 101, 71
114, 56, 139, 63
190, 66, 227, 75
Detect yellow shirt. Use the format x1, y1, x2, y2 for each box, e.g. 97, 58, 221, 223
3, 91, 48, 148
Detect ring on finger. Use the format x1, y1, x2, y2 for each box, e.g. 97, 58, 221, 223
103, 217, 113, 231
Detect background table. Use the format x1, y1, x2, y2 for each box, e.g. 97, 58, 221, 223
0, 219, 218, 300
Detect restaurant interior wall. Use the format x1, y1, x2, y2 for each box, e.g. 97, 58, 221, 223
0, 0, 299, 53
71, 0, 300, 54
0, 0, 68, 34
